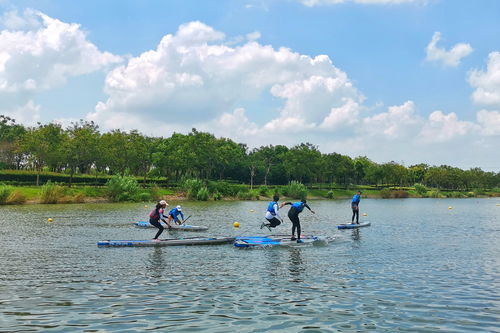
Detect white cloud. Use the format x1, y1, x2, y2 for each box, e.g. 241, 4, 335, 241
362, 100, 421, 139
319, 99, 360, 129
0, 9, 122, 94
89, 21, 363, 134
418, 110, 478, 143
425, 32, 473, 67
0, 99, 40, 125
300, 0, 427, 7
476, 109, 500, 136
469, 52, 500, 107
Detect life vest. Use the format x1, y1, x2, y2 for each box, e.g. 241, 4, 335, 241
150, 208, 162, 220
292, 202, 304, 213
267, 201, 278, 215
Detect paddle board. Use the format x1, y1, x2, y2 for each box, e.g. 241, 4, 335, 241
234, 235, 328, 248
133, 221, 208, 231
97, 237, 234, 247
337, 221, 371, 229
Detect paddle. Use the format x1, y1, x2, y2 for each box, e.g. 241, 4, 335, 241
181, 215, 192, 225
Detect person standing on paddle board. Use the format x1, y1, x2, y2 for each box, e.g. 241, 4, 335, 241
282, 199, 315, 243
150, 200, 169, 241
167, 205, 185, 225
351, 191, 362, 224
261, 194, 284, 231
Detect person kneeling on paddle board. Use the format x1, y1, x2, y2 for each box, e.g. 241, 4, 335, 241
282, 199, 315, 243
167, 205, 185, 225
150, 200, 169, 241
261, 194, 284, 231
351, 191, 362, 224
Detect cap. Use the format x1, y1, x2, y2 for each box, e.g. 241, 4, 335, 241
159, 200, 168, 206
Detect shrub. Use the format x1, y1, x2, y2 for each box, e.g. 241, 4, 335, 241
380, 188, 392, 199
196, 187, 209, 201
137, 192, 152, 202
106, 175, 140, 202
466, 191, 475, 198
73, 192, 86, 203
237, 189, 259, 200
40, 181, 65, 204
0, 184, 13, 204
212, 190, 222, 201
259, 185, 269, 197
6, 190, 26, 204
282, 181, 308, 200
207, 181, 246, 197
473, 188, 486, 196
428, 190, 443, 198
182, 178, 204, 199
326, 190, 334, 199
392, 190, 409, 198
414, 183, 428, 197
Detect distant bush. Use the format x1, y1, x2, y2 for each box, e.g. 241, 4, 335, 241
182, 178, 204, 200
0, 184, 13, 204
473, 188, 486, 196
414, 183, 428, 197
447, 191, 465, 198
6, 190, 26, 204
40, 181, 65, 204
237, 189, 259, 200
326, 190, 334, 199
282, 181, 307, 200
392, 190, 409, 198
106, 175, 140, 202
428, 190, 443, 198
207, 180, 247, 197
259, 185, 269, 197
196, 187, 209, 201
212, 190, 222, 201
466, 191, 475, 198
380, 188, 392, 199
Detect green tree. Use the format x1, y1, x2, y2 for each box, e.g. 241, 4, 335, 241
20, 123, 65, 185
63, 120, 100, 185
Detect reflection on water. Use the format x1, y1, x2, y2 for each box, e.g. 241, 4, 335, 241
287, 248, 304, 282
351, 229, 360, 241
0, 199, 499, 332
147, 247, 167, 278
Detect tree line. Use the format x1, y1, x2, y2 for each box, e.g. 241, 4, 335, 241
1, 115, 499, 190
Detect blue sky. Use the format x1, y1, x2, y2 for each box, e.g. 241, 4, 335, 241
1, 0, 499, 171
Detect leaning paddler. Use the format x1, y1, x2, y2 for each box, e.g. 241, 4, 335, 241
150, 200, 169, 241
261, 194, 284, 231
282, 199, 315, 243
167, 205, 185, 225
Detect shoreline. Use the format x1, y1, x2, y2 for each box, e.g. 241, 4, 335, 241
4, 191, 499, 206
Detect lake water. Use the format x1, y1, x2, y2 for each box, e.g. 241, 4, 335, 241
1, 198, 499, 332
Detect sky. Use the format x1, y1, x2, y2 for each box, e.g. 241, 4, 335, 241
0, 0, 499, 171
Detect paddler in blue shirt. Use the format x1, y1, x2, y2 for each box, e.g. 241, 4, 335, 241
351, 191, 362, 224
167, 205, 185, 225
282, 199, 315, 243
261, 194, 284, 231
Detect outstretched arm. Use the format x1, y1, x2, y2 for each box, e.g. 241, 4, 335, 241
304, 203, 315, 214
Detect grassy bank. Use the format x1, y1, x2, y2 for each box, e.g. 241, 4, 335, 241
1, 182, 499, 206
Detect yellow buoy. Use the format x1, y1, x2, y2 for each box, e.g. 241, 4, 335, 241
496, 204, 500, 206
448, 206, 453, 210
233, 221, 240, 228
363, 213, 368, 216
250, 209, 254, 212
47, 218, 53, 222
144, 205, 148, 208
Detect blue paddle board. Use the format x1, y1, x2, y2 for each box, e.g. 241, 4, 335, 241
234, 235, 328, 248
98, 237, 234, 247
